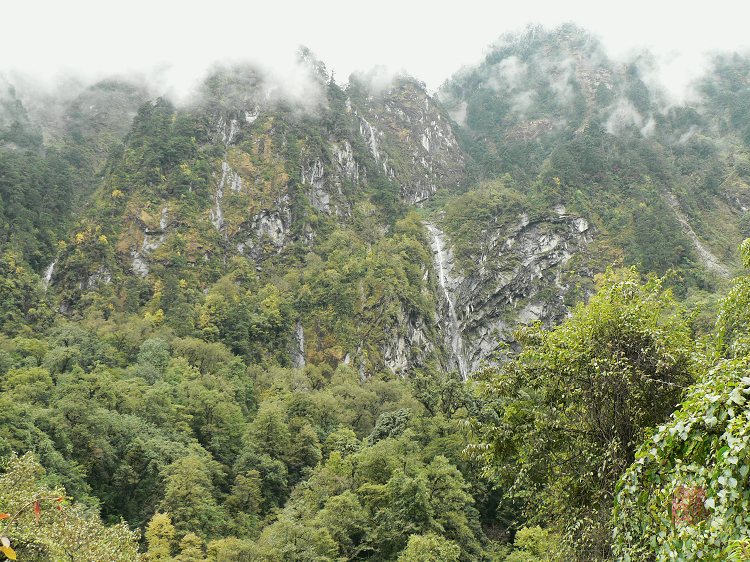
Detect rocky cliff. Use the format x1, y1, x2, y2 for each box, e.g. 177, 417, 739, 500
18, 28, 749, 379
426, 208, 595, 374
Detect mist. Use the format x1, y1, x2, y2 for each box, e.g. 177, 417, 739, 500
3, 1, 750, 119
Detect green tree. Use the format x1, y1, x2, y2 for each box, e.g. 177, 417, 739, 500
469, 268, 695, 559
613, 241, 750, 559
145, 512, 176, 561
245, 401, 291, 461
322, 427, 360, 458
176, 532, 206, 562
225, 470, 263, 537
397, 533, 460, 562
504, 526, 563, 562
160, 454, 227, 539
368, 408, 411, 445
312, 491, 368, 559
0, 252, 51, 335
205, 537, 259, 561
0, 453, 139, 561
256, 518, 338, 561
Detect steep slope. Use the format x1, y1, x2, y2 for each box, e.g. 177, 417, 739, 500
44, 61, 471, 376
26, 30, 750, 378
0, 78, 147, 270
440, 24, 747, 293
426, 183, 598, 370
7, 30, 750, 561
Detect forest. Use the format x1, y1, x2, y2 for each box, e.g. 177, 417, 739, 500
1, 23, 750, 561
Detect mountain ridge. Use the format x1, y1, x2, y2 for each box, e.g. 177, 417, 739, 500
4, 28, 749, 374
3, 25, 750, 561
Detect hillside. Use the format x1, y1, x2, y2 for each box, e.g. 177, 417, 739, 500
2, 26, 750, 560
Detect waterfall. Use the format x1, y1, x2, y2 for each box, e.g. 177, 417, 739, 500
210, 162, 229, 232
43, 260, 56, 289
358, 116, 380, 162
292, 320, 306, 368
425, 222, 469, 380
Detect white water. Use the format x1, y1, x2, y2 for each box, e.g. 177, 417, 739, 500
425, 222, 469, 380
359, 116, 380, 162
292, 320, 306, 368
211, 161, 245, 232
43, 260, 56, 289
210, 183, 224, 232
210, 163, 227, 232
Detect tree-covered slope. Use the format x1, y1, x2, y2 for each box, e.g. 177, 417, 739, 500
439, 24, 747, 286
0, 78, 146, 271
40, 60, 470, 380
4, 26, 750, 562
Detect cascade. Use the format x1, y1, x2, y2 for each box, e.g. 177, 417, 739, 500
210, 161, 230, 232
43, 260, 56, 289
292, 320, 306, 368
425, 222, 469, 379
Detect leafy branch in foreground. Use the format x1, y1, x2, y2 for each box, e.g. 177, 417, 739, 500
468, 268, 695, 560
0, 453, 139, 561
614, 241, 750, 560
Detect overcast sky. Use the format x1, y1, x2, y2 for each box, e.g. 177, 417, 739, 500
3, 0, 750, 98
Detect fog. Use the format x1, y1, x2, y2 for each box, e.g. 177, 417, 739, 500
2, 0, 750, 104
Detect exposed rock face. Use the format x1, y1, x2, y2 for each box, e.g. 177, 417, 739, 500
425, 212, 594, 374
298, 140, 364, 217
210, 161, 245, 233
291, 320, 306, 368
302, 159, 329, 213
334, 140, 360, 184
380, 305, 434, 376
236, 200, 293, 261
352, 78, 466, 204
375, 213, 594, 378
296, 149, 352, 219
131, 207, 168, 277
293, 79, 467, 220
664, 192, 730, 278
425, 223, 469, 379
462, 214, 593, 370
80, 266, 112, 291
212, 114, 241, 147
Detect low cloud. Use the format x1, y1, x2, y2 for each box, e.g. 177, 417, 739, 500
448, 101, 468, 126
487, 56, 528, 91
349, 65, 412, 97
615, 48, 709, 110
1, 46, 333, 135
511, 90, 535, 113
605, 98, 645, 135
546, 55, 578, 104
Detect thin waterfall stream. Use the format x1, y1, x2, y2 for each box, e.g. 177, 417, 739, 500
425, 222, 469, 380
43, 260, 56, 289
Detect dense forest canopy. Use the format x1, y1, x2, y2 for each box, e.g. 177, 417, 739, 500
1, 24, 750, 561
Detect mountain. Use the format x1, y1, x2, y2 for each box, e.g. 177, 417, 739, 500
4, 27, 749, 373
38, 59, 472, 377
2, 27, 750, 560
0, 77, 147, 269
442, 24, 748, 263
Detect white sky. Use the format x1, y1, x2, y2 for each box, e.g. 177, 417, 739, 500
3, 0, 750, 98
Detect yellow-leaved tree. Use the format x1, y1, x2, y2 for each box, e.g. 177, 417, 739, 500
0, 453, 139, 561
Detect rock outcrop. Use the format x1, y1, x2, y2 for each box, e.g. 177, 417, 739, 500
352, 78, 466, 204
425, 211, 594, 374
